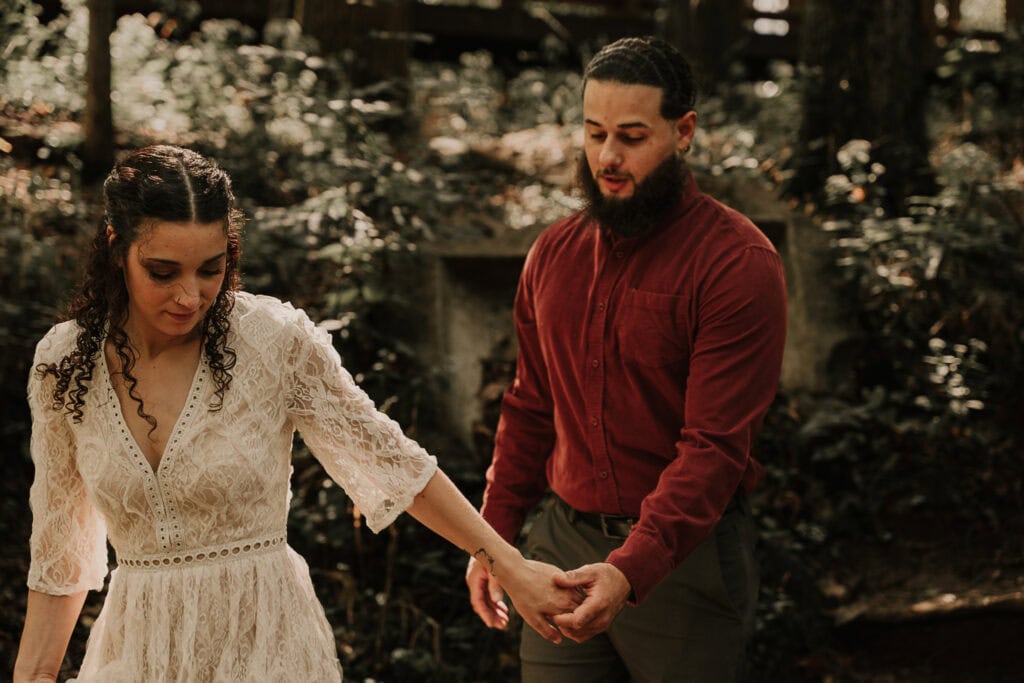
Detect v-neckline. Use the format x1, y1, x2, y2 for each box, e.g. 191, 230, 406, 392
100, 345, 208, 476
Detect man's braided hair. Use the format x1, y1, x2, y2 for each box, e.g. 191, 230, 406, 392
583, 36, 698, 119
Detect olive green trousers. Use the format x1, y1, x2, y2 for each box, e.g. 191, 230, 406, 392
520, 496, 758, 683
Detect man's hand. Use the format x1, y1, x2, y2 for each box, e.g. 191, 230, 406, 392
550, 562, 631, 642
468, 555, 584, 644
466, 556, 509, 630
499, 558, 584, 644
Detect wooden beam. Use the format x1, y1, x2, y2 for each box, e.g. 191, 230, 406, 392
410, 3, 656, 49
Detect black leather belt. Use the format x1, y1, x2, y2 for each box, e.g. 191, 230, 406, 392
557, 498, 638, 540
576, 509, 638, 539
558, 495, 740, 540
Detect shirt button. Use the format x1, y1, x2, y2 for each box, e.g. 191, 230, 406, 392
590, 417, 599, 427
615, 250, 625, 258
597, 301, 606, 311
599, 470, 609, 479
591, 359, 600, 368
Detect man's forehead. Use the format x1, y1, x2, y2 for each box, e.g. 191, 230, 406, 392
584, 79, 665, 97
583, 80, 665, 122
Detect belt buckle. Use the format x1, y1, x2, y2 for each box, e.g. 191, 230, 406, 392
599, 515, 634, 540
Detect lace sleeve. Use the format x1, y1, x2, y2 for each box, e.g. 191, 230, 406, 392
282, 307, 438, 533
27, 330, 109, 595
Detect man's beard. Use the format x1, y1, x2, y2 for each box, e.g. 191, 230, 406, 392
577, 152, 686, 238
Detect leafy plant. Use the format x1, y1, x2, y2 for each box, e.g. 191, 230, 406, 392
3, 2, 1023, 680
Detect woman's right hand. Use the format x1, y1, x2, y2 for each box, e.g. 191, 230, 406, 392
496, 556, 584, 644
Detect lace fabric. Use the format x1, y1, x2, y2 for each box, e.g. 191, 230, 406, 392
27, 292, 438, 681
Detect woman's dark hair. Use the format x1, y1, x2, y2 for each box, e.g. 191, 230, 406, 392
583, 36, 697, 119
39, 145, 242, 430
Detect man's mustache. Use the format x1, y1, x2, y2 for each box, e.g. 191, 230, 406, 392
596, 170, 632, 181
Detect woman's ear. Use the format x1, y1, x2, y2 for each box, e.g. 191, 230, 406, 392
106, 225, 125, 267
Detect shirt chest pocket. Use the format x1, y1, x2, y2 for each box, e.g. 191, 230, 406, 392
615, 288, 690, 367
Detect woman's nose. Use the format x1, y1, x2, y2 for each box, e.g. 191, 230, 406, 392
175, 282, 200, 308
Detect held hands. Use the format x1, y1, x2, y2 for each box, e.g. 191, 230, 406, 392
466, 556, 583, 644
466, 557, 631, 644
550, 562, 631, 643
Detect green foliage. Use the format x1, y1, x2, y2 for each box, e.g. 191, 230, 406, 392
241, 186, 435, 431
823, 136, 1022, 428
742, 31, 1024, 681
3, 1, 1023, 679
0, 156, 92, 424
0, 153, 96, 673
693, 60, 803, 180
934, 28, 1024, 163
771, 137, 1024, 623
0, 3, 539, 679
758, 30, 1024, 550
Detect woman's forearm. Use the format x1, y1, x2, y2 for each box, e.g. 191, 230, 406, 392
406, 470, 580, 642
14, 589, 87, 683
406, 470, 522, 573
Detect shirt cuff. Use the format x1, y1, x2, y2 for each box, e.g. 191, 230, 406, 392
605, 531, 675, 605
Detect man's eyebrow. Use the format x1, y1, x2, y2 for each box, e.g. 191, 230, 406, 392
584, 119, 650, 130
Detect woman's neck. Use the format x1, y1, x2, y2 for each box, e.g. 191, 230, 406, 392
122, 320, 203, 361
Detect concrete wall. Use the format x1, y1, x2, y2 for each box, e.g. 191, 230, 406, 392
431, 255, 524, 450
778, 212, 855, 392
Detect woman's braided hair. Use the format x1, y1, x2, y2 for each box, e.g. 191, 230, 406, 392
38, 145, 242, 431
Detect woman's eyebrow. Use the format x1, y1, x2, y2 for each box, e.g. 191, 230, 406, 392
141, 252, 226, 266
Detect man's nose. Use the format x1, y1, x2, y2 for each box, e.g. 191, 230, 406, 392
598, 140, 623, 169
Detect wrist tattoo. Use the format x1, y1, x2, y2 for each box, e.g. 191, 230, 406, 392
472, 547, 496, 575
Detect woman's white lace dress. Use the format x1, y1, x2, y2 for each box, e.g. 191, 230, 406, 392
27, 292, 438, 681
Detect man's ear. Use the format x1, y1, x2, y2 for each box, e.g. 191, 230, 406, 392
676, 111, 697, 152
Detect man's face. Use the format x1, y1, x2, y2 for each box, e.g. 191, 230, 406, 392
582, 79, 695, 199
579, 79, 696, 237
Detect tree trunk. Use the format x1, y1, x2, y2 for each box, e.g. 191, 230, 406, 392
660, 0, 695, 64
267, 0, 292, 20
1007, 0, 1024, 27
294, 0, 411, 87
788, 0, 935, 211
82, 0, 114, 183
690, 0, 746, 89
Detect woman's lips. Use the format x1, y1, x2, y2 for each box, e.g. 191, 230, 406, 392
167, 311, 196, 323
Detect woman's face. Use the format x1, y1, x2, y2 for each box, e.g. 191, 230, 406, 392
121, 220, 228, 345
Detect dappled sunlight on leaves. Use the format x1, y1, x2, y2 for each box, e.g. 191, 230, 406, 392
2, 2, 1023, 680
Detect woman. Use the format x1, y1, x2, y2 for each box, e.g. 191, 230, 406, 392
14, 145, 577, 682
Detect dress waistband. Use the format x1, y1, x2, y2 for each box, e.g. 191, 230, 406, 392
116, 533, 287, 570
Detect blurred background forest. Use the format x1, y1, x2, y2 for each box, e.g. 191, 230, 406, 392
1, 0, 1023, 681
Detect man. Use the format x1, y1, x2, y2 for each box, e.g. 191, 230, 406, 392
466, 36, 787, 682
